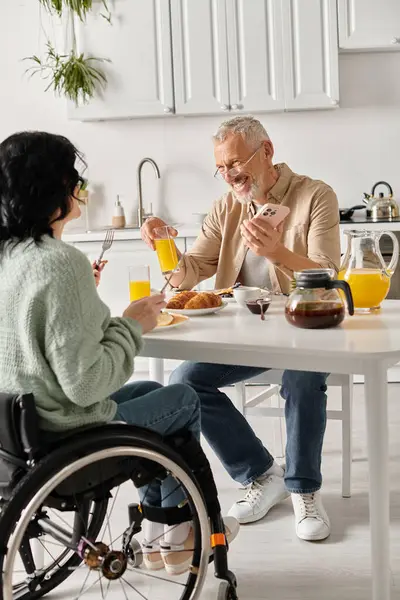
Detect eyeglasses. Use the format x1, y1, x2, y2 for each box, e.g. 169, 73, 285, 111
213, 145, 263, 181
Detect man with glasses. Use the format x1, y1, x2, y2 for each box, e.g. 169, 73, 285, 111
141, 115, 340, 541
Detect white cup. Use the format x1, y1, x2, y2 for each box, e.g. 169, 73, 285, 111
233, 286, 264, 307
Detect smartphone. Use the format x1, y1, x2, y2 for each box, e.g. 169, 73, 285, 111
252, 203, 290, 228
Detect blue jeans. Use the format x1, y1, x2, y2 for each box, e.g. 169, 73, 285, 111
170, 363, 328, 494
112, 381, 200, 508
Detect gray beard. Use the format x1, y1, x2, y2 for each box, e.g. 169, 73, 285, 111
231, 182, 260, 204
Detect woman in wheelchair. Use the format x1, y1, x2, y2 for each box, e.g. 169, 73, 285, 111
0, 132, 239, 600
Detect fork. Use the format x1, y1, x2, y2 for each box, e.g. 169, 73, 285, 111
95, 229, 114, 268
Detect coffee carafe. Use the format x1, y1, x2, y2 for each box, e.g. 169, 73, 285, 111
285, 269, 354, 329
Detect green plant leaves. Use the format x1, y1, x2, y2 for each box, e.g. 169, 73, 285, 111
25, 42, 109, 105
39, 0, 111, 22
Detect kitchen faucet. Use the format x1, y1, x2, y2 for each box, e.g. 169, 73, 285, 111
137, 158, 160, 227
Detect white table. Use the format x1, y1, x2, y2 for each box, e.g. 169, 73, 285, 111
142, 299, 400, 600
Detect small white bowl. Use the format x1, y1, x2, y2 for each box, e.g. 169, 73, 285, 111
233, 286, 264, 307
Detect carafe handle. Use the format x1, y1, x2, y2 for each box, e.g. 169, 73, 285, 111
326, 280, 354, 316
377, 231, 399, 274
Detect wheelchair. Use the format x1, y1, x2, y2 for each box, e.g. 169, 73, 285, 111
0, 393, 238, 600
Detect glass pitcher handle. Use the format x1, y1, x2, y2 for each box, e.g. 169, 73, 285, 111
327, 280, 354, 316
378, 231, 399, 274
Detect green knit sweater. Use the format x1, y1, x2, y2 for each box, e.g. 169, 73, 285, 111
0, 235, 143, 431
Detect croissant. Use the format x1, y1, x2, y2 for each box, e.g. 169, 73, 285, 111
185, 292, 222, 310
166, 291, 197, 310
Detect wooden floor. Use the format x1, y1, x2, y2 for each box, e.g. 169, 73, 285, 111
43, 380, 400, 599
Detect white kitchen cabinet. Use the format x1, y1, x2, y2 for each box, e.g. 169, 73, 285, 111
170, 0, 230, 115
338, 0, 400, 51
68, 0, 339, 121
281, 0, 339, 110
226, 0, 285, 113
68, 0, 174, 121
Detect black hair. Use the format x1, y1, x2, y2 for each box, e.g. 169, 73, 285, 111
0, 131, 86, 250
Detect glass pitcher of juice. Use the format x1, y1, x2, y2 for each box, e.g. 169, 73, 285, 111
154, 226, 179, 275
338, 230, 399, 312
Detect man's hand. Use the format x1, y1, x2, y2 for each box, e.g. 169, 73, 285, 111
141, 217, 178, 250
240, 219, 284, 261
92, 260, 107, 287
123, 294, 166, 334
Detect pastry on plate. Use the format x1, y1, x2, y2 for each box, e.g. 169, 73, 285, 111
166, 291, 197, 310
185, 292, 222, 310
156, 313, 174, 327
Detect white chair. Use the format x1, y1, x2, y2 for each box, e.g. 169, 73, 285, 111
233, 372, 353, 498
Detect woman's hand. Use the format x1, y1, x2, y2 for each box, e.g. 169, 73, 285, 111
92, 261, 107, 287
123, 294, 166, 333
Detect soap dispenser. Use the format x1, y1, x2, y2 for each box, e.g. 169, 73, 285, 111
112, 196, 126, 229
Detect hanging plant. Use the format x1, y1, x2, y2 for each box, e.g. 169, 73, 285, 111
38, 0, 111, 23
25, 42, 109, 106
25, 0, 112, 105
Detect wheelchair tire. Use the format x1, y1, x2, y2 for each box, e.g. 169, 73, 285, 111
0, 425, 211, 600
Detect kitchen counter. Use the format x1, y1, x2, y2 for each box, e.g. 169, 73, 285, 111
63, 218, 400, 243
339, 216, 400, 230
62, 225, 202, 243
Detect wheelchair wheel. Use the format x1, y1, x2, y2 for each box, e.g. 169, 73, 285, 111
1, 498, 108, 600
0, 428, 211, 600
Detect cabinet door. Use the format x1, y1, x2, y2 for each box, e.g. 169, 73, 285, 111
226, 0, 285, 113
171, 0, 230, 115
338, 0, 400, 50
68, 0, 174, 121
281, 0, 339, 110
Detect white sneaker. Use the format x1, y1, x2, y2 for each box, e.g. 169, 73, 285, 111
228, 473, 290, 524
291, 491, 331, 541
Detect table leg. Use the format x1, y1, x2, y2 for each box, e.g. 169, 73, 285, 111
364, 366, 391, 600
149, 358, 165, 384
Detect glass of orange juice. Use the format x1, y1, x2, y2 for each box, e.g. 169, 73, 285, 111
129, 265, 151, 302
154, 226, 179, 275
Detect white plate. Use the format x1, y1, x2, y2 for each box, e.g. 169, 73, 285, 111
167, 302, 227, 317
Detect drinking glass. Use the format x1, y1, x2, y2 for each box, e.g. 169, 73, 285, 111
154, 226, 179, 275
129, 265, 151, 302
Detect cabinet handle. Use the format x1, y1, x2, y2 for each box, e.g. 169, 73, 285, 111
164, 107, 173, 113
220, 104, 229, 111
391, 37, 400, 44
231, 104, 243, 110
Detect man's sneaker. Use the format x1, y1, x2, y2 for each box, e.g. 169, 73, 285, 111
228, 474, 290, 524
291, 491, 331, 541
160, 516, 239, 576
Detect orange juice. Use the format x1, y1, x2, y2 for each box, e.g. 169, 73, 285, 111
155, 238, 178, 273
338, 268, 390, 310
129, 280, 151, 302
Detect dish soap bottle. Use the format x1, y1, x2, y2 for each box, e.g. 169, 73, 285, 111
112, 196, 126, 229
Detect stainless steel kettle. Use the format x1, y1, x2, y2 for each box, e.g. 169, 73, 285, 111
363, 181, 399, 221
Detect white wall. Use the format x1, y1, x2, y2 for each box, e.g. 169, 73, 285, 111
2, 0, 400, 230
